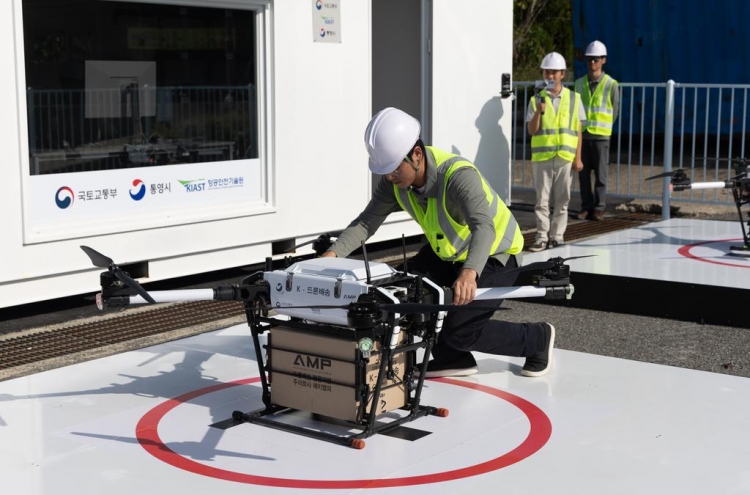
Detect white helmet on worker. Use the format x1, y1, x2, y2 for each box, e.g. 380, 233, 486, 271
364, 107, 421, 175
585, 40, 607, 57
540, 52, 567, 70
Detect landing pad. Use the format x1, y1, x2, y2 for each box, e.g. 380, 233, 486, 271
2, 321, 750, 494
525, 218, 750, 325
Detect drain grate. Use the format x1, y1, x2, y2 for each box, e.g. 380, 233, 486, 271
522, 212, 659, 247
0, 300, 245, 371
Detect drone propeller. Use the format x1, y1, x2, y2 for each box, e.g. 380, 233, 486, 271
645, 169, 685, 181
80, 245, 156, 304
80, 245, 114, 268
282, 232, 341, 255
505, 254, 597, 274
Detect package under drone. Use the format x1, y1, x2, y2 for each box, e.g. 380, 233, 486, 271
268, 325, 408, 422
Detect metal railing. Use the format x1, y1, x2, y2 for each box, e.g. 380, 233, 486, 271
26, 85, 258, 175
511, 81, 750, 218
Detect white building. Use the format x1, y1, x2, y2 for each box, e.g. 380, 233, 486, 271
1, 0, 514, 307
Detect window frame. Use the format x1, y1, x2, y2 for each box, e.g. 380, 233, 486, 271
15, 0, 274, 243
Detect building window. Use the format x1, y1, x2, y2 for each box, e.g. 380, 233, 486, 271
23, 0, 258, 175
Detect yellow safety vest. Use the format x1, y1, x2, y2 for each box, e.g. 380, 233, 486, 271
575, 74, 617, 136
394, 146, 523, 261
530, 87, 582, 162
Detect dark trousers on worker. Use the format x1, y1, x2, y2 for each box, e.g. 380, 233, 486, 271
579, 139, 610, 212
401, 244, 546, 366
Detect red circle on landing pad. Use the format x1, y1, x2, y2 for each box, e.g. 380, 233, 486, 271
136, 377, 552, 489
678, 238, 750, 268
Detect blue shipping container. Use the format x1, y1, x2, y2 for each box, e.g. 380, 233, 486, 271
571, 0, 750, 136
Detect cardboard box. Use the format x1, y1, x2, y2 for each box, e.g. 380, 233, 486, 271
271, 348, 406, 388
270, 373, 406, 423
269, 326, 408, 422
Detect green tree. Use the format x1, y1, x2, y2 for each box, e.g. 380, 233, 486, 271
514, 0, 574, 81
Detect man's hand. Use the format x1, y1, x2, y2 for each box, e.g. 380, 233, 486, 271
320, 251, 337, 258
452, 268, 478, 305
573, 158, 584, 172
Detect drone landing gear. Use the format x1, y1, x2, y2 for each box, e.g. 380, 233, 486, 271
232, 400, 448, 450
229, 298, 449, 450
728, 245, 750, 257
727, 183, 750, 257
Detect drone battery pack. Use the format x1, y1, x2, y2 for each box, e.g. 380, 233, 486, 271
269, 326, 407, 422
264, 258, 397, 326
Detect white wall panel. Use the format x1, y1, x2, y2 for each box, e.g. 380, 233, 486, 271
432, 0, 514, 202
0, 0, 510, 307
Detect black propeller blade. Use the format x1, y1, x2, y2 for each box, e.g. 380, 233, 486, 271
80, 245, 156, 304
81, 245, 114, 268
505, 254, 597, 275
283, 232, 342, 254
645, 169, 681, 181
560, 254, 597, 262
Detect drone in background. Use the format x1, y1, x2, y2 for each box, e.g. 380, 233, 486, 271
647, 157, 750, 256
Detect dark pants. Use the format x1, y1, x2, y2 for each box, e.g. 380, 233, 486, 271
579, 139, 610, 212
400, 244, 546, 366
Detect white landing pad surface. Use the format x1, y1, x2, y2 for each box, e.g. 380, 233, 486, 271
526, 218, 750, 289
2, 323, 750, 494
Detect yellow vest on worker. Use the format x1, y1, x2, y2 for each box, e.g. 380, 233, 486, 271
393, 146, 523, 261
575, 74, 617, 136
530, 87, 582, 162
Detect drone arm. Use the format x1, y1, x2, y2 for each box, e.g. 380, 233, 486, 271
420, 276, 447, 334
128, 289, 217, 305
475, 284, 572, 300
687, 181, 733, 190
374, 286, 402, 349
101, 283, 268, 308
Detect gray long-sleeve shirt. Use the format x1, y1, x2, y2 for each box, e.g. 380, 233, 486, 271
330, 147, 507, 276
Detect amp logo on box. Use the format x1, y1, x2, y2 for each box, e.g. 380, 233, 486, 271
293, 354, 332, 370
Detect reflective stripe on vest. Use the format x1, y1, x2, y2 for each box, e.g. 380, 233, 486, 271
530, 88, 581, 162
394, 147, 523, 261
575, 74, 616, 136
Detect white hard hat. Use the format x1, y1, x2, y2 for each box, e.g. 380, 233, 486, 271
585, 40, 607, 57
540, 52, 566, 70
364, 107, 421, 175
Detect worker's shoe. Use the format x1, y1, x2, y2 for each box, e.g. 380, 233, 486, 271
575, 209, 590, 220
419, 354, 478, 378
591, 209, 605, 221
521, 323, 555, 377
548, 240, 564, 249
527, 240, 547, 252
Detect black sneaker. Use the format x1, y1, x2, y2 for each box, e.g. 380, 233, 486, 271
418, 355, 478, 378
521, 323, 555, 377
548, 240, 564, 249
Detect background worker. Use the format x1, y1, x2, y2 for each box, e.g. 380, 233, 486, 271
322, 107, 555, 378
574, 40, 619, 221
526, 52, 586, 252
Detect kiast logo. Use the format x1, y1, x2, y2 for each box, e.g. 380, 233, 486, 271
129, 179, 146, 201
178, 179, 206, 192
55, 186, 74, 209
